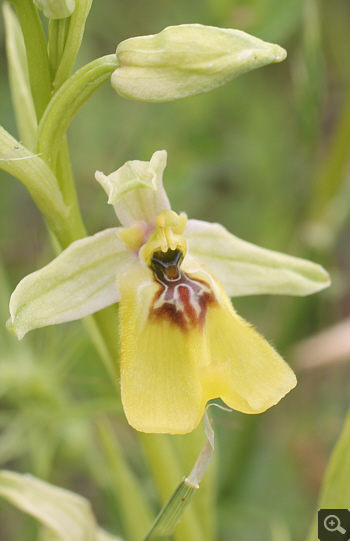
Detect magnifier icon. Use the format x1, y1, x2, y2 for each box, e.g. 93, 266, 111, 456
324, 515, 346, 534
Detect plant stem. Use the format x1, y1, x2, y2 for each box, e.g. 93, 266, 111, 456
36, 54, 119, 171
96, 418, 154, 541
139, 433, 204, 541
10, 0, 52, 120
143, 478, 197, 541
48, 18, 70, 78
53, 0, 93, 90
55, 137, 86, 236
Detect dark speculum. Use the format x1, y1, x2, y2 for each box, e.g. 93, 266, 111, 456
149, 248, 216, 330
151, 249, 184, 281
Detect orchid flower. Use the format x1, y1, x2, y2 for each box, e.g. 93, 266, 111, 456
7, 151, 330, 434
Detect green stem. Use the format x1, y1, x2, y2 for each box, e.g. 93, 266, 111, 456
139, 434, 204, 541
83, 311, 120, 391
53, 0, 93, 90
55, 137, 86, 234
10, 0, 52, 120
172, 428, 215, 541
36, 54, 119, 171
143, 478, 197, 541
96, 419, 154, 541
48, 18, 70, 78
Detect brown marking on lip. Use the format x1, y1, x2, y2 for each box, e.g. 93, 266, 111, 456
149, 249, 216, 331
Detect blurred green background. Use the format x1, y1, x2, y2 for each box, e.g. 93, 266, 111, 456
0, 0, 349, 539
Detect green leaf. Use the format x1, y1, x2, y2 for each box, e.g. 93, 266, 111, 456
0, 127, 69, 241
306, 409, 350, 541
0, 470, 97, 541
185, 219, 330, 297
3, 3, 37, 150
96, 419, 154, 541
40, 527, 123, 541
0, 470, 125, 541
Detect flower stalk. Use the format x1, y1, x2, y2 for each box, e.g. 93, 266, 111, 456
52, 0, 93, 90
10, 0, 52, 120
36, 54, 119, 171
142, 478, 197, 541
139, 433, 205, 541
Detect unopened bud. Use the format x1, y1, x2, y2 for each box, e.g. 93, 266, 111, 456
112, 24, 287, 102
34, 0, 75, 19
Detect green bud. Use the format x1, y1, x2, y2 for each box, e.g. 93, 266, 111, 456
34, 0, 75, 19
112, 24, 287, 102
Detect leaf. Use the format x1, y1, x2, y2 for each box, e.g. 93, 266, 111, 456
306, 409, 350, 541
0, 470, 97, 541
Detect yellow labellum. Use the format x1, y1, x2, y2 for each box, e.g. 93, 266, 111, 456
118, 214, 297, 434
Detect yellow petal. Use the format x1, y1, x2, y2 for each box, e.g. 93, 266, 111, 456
119, 253, 296, 435
197, 276, 297, 413
118, 261, 210, 434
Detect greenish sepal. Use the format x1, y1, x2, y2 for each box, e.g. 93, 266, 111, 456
185, 219, 331, 297
36, 54, 119, 170
8, 228, 133, 339
34, 0, 75, 19
112, 24, 287, 102
96, 149, 165, 202
96, 160, 158, 203
3, 3, 37, 150
96, 150, 171, 228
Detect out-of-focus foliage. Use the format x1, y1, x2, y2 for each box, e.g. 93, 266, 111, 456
0, 0, 349, 540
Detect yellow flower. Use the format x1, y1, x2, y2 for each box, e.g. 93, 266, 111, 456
8, 151, 330, 434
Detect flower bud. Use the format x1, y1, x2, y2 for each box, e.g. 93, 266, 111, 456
34, 0, 75, 19
112, 24, 287, 102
